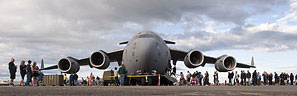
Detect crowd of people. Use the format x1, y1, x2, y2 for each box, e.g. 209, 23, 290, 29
62, 72, 102, 86
8, 57, 129, 86
8, 58, 44, 86
8, 57, 297, 86
63, 64, 127, 86
178, 70, 297, 86
178, 71, 210, 86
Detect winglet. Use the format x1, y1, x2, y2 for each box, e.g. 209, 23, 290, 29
41, 59, 44, 69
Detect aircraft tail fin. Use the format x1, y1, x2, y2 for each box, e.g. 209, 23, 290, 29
251, 57, 254, 66
41, 59, 44, 69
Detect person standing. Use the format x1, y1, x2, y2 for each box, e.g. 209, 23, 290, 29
118, 64, 127, 86
32, 62, 40, 86
91, 73, 95, 86
234, 71, 239, 86
268, 72, 273, 85
274, 72, 279, 85
263, 71, 268, 86
186, 71, 191, 86
191, 75, 197, 85
114, 67, 119, 86
179, 72, 185, 86
69, 74, 74, 86
8, 58, 17, 85
37, 71, 44, 86
295, 74, 297, 85
284, 73, 289, 85
19, 60, 27, 86
228, 72, 231, 86
230, 71, 234, 86
214, 71, 219, 86
290, 73, 294, 85
240, 70, 244, 85
243, 70, 247, 86
262, 72, 265, 85
204, 71, 209, 86
198, 72, 203, 86
25, 60, 32, 86
73, 73, 78, 86
280, 72, 285, 85
246, 70, 251, 86
63, 74, 67, 86
252, 70, 257, 86
96, 76, 100, 86
257, 72, 261, 86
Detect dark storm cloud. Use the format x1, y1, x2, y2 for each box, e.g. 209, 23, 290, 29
100, 0, 287, 25
166, 29, 297, 52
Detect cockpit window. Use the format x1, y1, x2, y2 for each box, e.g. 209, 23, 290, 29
138, 34, 154, 38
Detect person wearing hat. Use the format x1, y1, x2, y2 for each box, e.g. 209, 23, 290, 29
25, 60, 32, 86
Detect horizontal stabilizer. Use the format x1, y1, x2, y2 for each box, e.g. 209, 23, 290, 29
164, 40, 175, 44
119, 41, 128, 45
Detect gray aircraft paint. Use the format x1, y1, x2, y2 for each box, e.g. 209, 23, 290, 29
41, 30, 255, 74
123, 31, 170, 74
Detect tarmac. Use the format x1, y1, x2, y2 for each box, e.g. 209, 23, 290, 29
1, 86, 297, 96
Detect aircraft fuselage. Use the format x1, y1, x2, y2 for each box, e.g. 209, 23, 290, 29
122, 31, 170, 75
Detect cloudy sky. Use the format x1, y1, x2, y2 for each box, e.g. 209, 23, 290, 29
1, 0, 297, 82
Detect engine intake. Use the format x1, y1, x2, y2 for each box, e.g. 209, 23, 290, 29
184, 50, 204, 68
90, 50, 110, 69
215, 55, 237, 72
58, 57, 80, 74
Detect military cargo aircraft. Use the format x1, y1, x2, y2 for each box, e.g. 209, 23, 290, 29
41, 30, 255, 85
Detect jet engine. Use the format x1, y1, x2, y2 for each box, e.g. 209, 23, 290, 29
58, 57, 80, 74
215, 55, 237, 72
184, 50, 204, 68
90, 50, 110, 69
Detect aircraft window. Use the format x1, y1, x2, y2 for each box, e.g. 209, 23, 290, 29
138, 34, 154, 38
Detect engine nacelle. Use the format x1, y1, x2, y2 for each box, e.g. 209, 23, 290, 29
90, 50, 110, 69
58, 57, 80, 74
215, 55, 237, 72
184, 50, 204, 68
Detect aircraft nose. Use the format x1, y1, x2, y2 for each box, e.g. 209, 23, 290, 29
134, 39, 157, 73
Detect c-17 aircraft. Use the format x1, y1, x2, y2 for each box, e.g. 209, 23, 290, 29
42, 30, 255, 85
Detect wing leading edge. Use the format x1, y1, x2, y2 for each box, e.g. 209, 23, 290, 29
40, 49, 124, 70
169, 48, 255, 68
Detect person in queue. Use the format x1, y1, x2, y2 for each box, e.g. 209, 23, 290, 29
8, 58, 17, 86
19, 60, 27, 86
32, 62, 40, 86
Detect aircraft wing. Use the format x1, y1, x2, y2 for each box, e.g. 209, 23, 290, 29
41, 49, 124, 70
40, 65, 58, 70
169, 48, 255, 68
